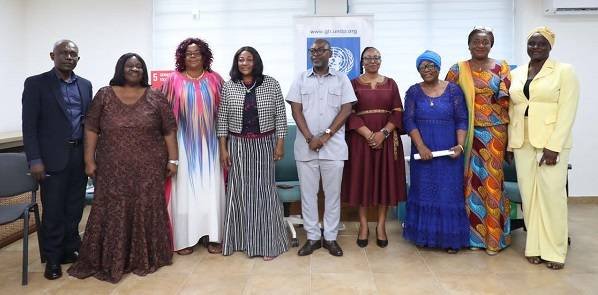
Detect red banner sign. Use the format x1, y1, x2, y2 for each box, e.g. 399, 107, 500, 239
150, 70, 174, 89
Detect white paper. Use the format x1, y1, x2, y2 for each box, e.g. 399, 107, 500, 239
536, 152, 560, 164
404, 149, 455, 161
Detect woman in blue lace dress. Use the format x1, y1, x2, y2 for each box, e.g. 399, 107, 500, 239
402, 50, 470, 253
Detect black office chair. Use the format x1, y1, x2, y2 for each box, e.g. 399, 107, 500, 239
503, 161, 525, 231
0, 153, 44, 285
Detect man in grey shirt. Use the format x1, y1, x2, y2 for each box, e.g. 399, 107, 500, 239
286, 39, 357, 257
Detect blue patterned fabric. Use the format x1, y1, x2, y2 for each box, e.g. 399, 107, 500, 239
402, 83, 470, 249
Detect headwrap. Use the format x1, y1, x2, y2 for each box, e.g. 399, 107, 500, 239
416, 50, 441, 70
528, 26, 555, 48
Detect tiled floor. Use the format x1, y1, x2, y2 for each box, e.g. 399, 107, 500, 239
1, 202, 597, 294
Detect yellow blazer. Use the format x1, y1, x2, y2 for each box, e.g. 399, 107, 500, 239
508, 59, 579, 152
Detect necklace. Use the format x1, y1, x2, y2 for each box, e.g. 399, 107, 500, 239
184, 70, 204, 80
242, 80, 257, 93
360, 74, 383, 89
420, 83, 439, 107
428, 98, 435, 107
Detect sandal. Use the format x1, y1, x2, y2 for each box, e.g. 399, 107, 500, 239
526, 256, 542, 264
207, 242, 222, 254
263, 256, 277, 261
446, 249, 458, 254
485, 249, 499, 256
546, 261, 565, 270
176, 247, 194, 255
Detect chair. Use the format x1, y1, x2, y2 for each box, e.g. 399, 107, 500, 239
275, 124, 302, 247
503, 160, 572, 245
503, 161, 525, 231
0, 153, 44, 285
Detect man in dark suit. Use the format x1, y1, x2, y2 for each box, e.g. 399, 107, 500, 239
22, 40, 92, 280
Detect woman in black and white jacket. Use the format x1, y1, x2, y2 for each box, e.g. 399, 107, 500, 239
217, 46, 289, 260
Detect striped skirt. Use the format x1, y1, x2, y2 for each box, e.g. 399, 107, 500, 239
222, 133, 289, 257
465, 124, 511, 251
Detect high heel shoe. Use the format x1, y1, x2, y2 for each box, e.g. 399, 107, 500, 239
356, 227, 369, 248
376, 226, 388, 248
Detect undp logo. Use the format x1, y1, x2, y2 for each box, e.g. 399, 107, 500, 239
306, 37, 361, 79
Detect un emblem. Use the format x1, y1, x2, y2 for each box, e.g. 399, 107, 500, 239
329, 47, 354, 74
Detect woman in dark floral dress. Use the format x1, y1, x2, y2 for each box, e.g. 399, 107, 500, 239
68, 53, 178, 283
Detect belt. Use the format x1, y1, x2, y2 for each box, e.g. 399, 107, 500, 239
354, 108, 402, 116
353, 108, 401, 160
229, 129, 275, 139
67, 139, 83, 146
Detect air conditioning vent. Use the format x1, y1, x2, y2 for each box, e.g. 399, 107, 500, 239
544, 0, 598, 15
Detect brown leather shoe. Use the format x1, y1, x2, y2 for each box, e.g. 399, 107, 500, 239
298, 239, 322, 256
176, 247, 194, 255
323, 240, 343, 257
207, 243, 222, 254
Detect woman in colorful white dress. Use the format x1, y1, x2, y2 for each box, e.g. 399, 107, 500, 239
161, 37, 225, 255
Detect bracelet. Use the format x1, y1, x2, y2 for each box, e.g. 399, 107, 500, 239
168, 160, 179, 165
457, 144, 464, 152
367, 132, 375, 140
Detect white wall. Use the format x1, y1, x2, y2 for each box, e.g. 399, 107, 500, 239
152, 0, 312, 99
0, 0, 25, 133
1, 0, 596, 196
514, 0, 598, 196
0, 0, 152, 132
350, 0, 515, 98
22, 0, 153, 96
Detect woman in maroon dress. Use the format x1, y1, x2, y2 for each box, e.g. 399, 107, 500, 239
342, 47, 407, 248
68, 53, 178, 283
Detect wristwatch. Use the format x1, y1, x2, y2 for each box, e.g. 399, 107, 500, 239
168, 160, 179, 166
380, 128, 390, 139
324, 128, 332, 135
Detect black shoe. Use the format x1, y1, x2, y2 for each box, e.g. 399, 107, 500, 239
376, 226, 388, 248
323, 240, 343, 256
61, 251, 79, 264
298, 239, 322, 256
376, 238, 389, 248
44, 263, 62, 280
356, 227, 369, 248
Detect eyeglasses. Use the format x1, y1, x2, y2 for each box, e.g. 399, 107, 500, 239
308, 48, 330, 55
185, 51, 202, 58
362, 56, 381, 62
418, 64, 437, 72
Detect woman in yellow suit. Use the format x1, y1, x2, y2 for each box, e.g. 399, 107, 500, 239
508, 27, 579, 270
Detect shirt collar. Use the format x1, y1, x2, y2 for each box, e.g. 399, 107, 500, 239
307, 67, 335, 77
53, 68, 78, 83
